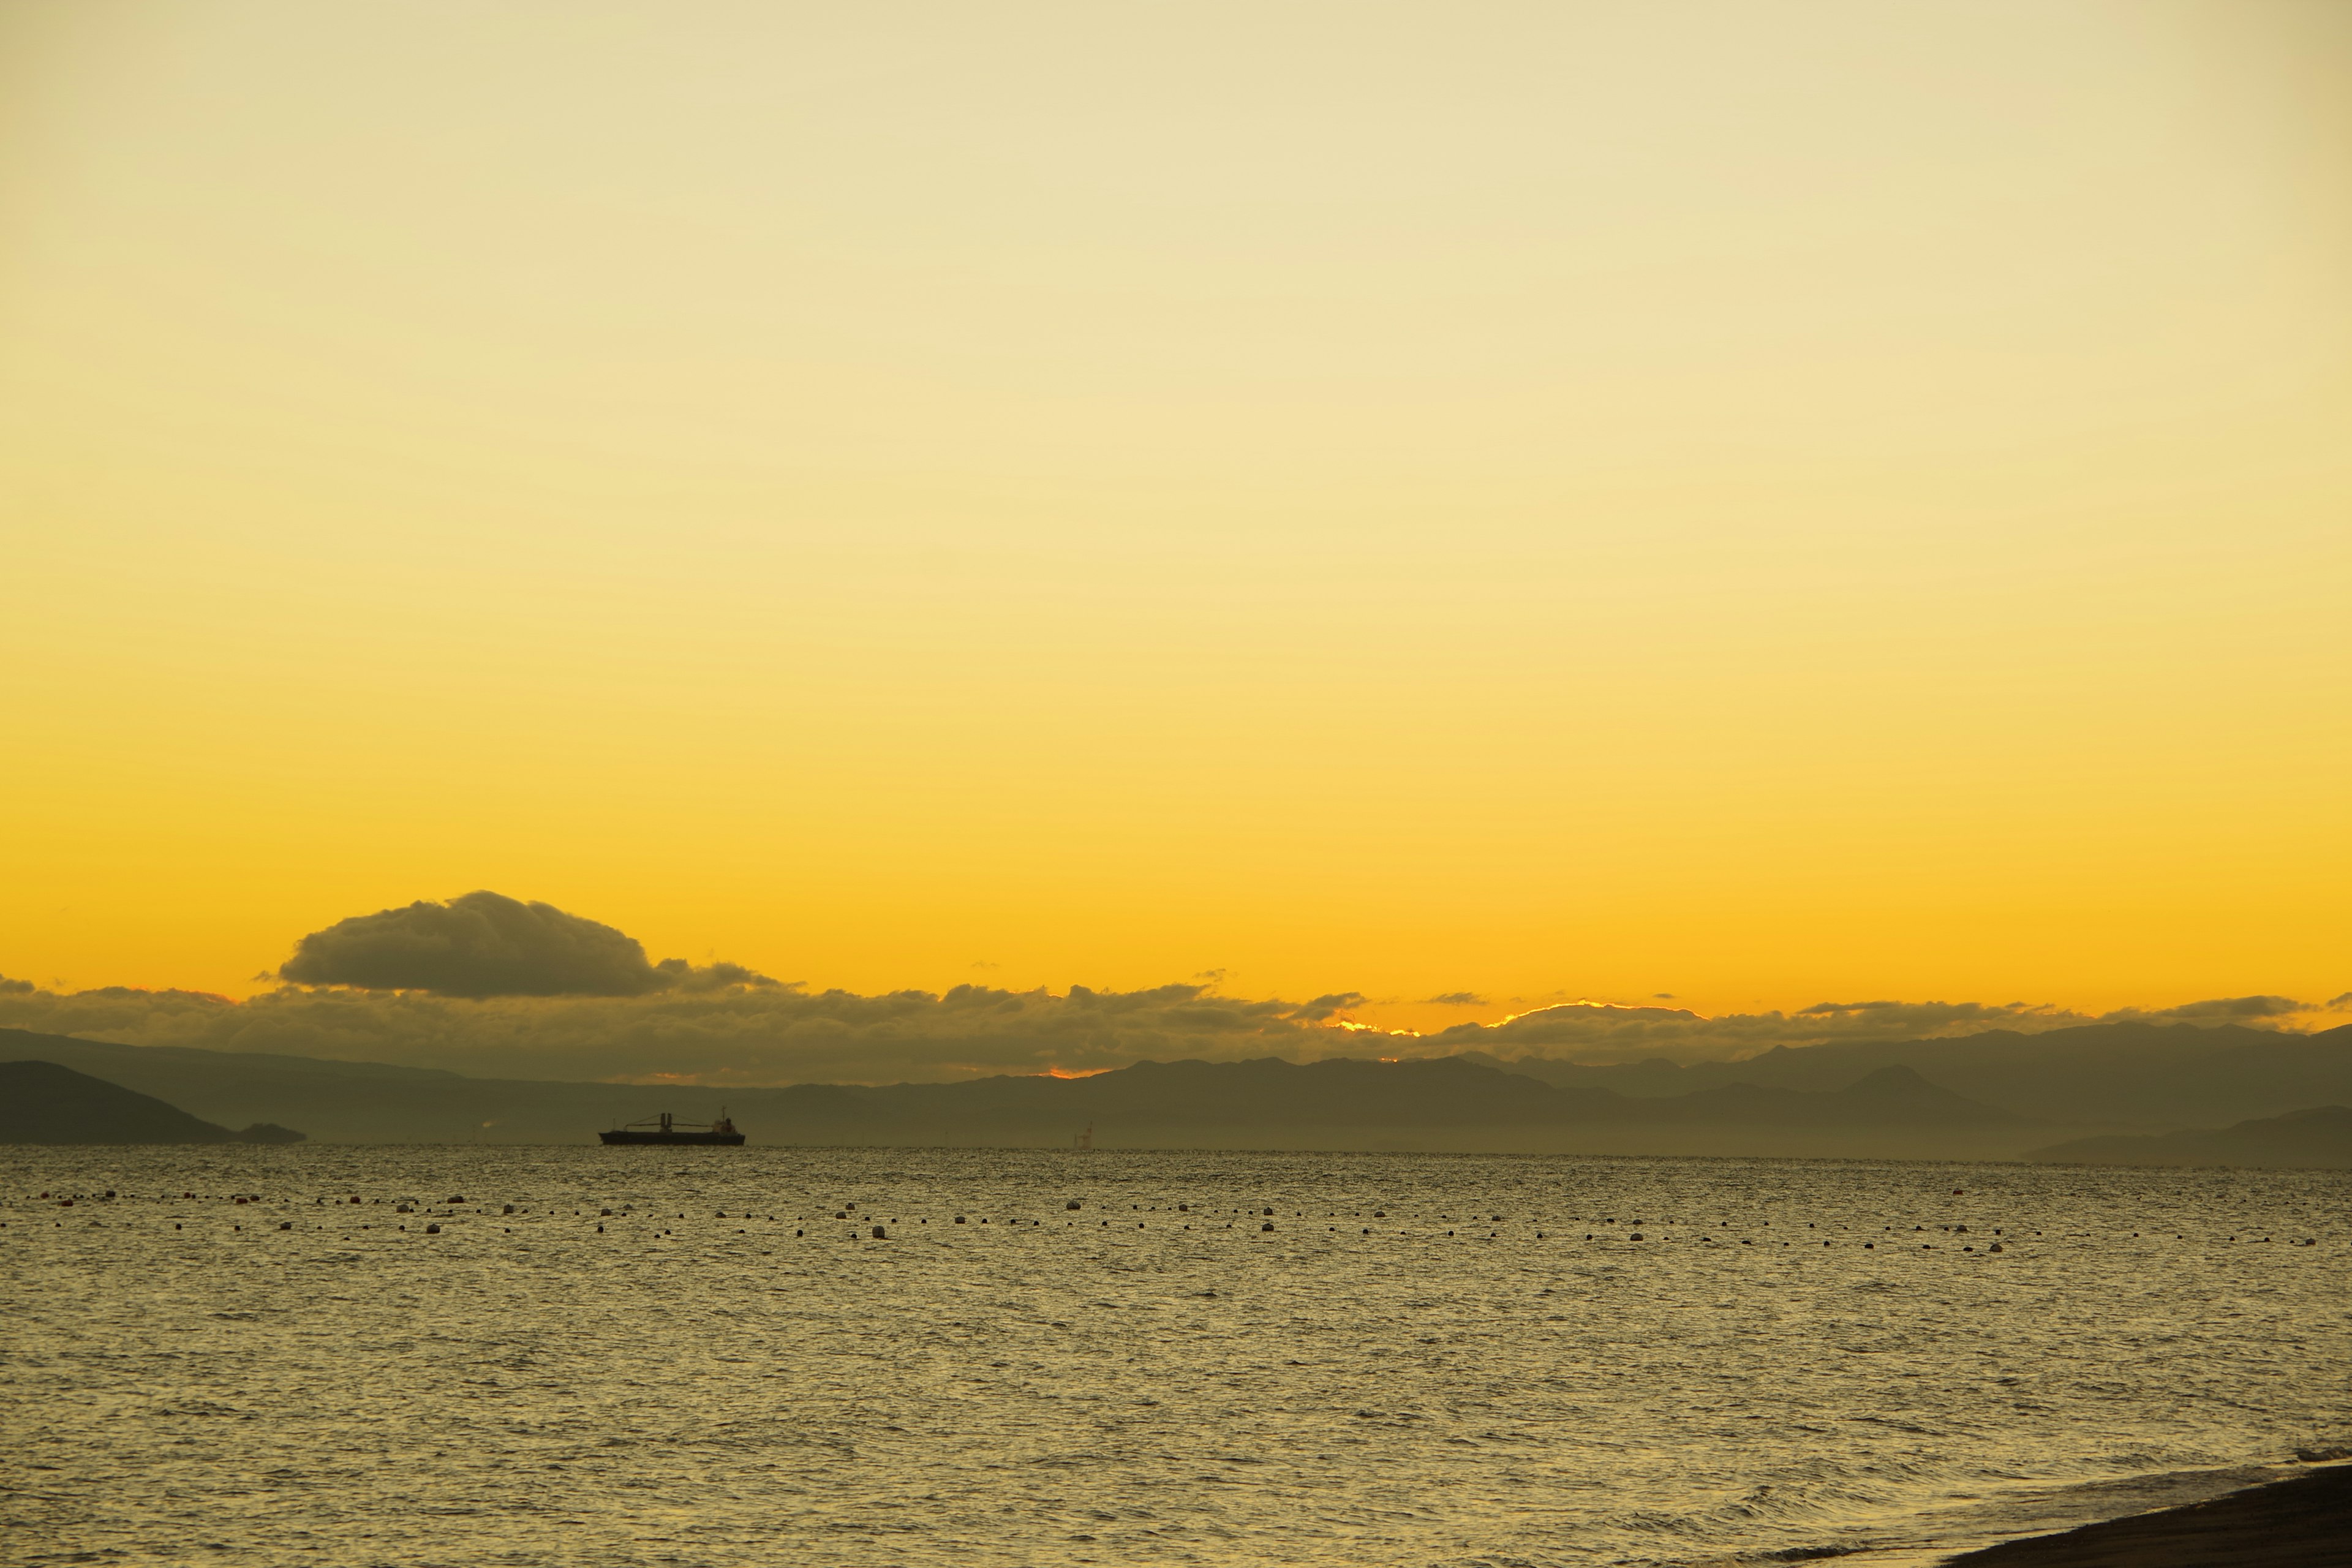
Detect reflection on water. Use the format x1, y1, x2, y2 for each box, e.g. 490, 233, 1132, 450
6, 1148, 2345, 1566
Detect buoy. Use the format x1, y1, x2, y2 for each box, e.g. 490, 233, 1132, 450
1261, 1221, 1275, 1232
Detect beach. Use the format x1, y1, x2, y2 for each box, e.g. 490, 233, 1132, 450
1947, 1464, 2352, 1568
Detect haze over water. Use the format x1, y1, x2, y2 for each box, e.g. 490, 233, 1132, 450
9, 1148, 2345, 1567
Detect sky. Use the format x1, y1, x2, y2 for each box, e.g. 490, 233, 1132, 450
2, 0, 2348, 1048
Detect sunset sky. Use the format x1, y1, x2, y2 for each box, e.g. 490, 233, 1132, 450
3, 1, 2347, 1035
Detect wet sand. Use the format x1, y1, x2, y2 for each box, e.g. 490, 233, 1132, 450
1945, 1465, 2352, 1568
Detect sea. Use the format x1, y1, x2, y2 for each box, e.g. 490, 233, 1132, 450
6, 1147, 2345, 1567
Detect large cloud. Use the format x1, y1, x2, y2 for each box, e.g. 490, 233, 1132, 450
277, 892, 771, 998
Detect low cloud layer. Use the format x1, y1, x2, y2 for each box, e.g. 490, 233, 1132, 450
0, 977, 1309, 1085
279, 892, 772, 998
0, 891, 2332, 1084
1420, 995, 2345, 1064
1, 977, 2340, 1088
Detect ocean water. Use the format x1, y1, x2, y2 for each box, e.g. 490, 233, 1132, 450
6, 1147, 2345, 1567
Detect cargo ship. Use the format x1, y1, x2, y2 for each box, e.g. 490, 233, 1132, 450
598, 1112, 745, 1146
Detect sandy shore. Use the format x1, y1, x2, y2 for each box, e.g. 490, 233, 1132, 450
1943, 1464, 2352, 1568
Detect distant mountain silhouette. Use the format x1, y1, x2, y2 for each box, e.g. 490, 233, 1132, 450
22, 1020, 2343, 1155
1, 1028, 2032, 1155
1472, 1022, 2352, 1127
1634, 1063, 2025, 1128
0, 1058, 306, 1145
2027, 1105, 2352, 1169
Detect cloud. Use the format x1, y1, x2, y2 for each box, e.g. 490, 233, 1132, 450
2330, 992, 2352, 1011
2097, 995, 2312, 1023
0, 976, 1312, 1086
1415, 995, 2335, 1065
1422, 992, 1489, 1006
3, 940, 2335, 1089
277, 892, 774, 998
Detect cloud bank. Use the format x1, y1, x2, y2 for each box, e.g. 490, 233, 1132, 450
0, 893, 2336, 1087
0, 979, 2340, 1088
1414, 996, 2339, 1063
0, 976, 1316, 1086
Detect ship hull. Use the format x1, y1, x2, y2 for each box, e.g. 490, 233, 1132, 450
598, 1130, 746, 1146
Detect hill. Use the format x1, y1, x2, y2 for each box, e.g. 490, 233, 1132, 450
0, 1059, 305, 1145
2027, 1105, 2352, 1169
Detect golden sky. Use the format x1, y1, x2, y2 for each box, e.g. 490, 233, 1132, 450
2, 1, 2347, 1032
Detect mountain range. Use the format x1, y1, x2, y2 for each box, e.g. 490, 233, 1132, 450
6, 1019, 2348, 1159
1464, 1022, 2352, 1126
